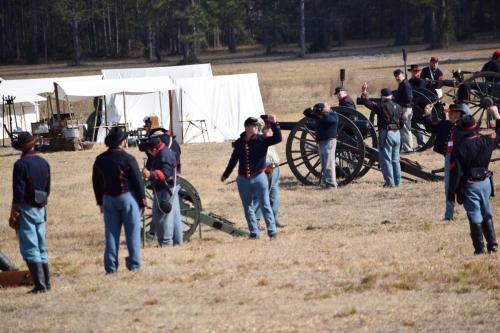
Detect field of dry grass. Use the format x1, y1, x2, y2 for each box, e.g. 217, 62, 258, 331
1, 41, 499, 332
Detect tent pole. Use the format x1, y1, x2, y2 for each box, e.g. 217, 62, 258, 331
179, 89, 183, 142
2, 98, 5, 146
104, 95, 108, 134
158, 92, 163, 127
21, 105, 27, 131
169, 90, 174, 133
12, 102, 19, 130
122, 91, 127, 127
92, 97, 100, 141
53, 83, 62, 128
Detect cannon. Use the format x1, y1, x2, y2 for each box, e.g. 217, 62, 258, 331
282, 108, 442, 187
141, 177, 249, 244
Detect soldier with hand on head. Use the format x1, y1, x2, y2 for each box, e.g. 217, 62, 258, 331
10, 132, 51, 293
423, 103, 471, 221
303, 103, 339, 189
448, 108, 500, 255
221, 115, 282, 239
359, 83, 403, 188
92, 128, 146, 273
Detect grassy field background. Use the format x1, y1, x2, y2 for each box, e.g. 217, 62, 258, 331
0, 40, 499, 332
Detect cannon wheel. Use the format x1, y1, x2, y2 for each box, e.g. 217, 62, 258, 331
142, 177, 202, 244
464, 71, 500, 129
285, 114, 365, 186
334, 106, 378, 178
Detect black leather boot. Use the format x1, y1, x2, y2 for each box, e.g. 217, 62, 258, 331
469, 222, 485, 255
27, 262, 47, 294
482, 219, 498, 253
42, 263, 51, 290
0, 250, 16, 272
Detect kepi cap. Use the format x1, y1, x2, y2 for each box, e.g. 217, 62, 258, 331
393, 69, 404, 76
334, 86, 346, 94
244, 117, 259, 127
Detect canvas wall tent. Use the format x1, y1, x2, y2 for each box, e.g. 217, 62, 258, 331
174, 73, 265, 143
53, 76, 178, 142
101, 64, 213, 142
0, 95, 46, 139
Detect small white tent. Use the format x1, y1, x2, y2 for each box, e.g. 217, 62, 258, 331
101, 64, 213, 141
0, 95, 45, 139
174, 73, 265, 143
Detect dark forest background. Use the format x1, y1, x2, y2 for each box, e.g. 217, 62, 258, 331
0, 0, 498, 65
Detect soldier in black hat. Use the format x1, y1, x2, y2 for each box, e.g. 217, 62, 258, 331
448, 109, 500, 254
221, 115, 282, 239
359, 84, 403, 187
408, 64, 426, 89
92, 127, 146, 273
10, 132, 51, 293
394, 68, 414, 153
334, 87, 356, 109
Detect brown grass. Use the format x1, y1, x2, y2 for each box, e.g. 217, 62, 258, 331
1, 41, 500, 332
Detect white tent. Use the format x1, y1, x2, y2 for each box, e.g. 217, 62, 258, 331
1, 95, 46, 139
54, 76, 178, 142
174, 73, 265, 143
101, 64, 213, 142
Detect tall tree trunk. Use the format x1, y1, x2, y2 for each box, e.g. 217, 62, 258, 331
228, 25, 236, 53
71, 20, 81, 65
155, 14, 161, 61
264, 28, 272, 55
30, 0, 39, 63
432, 0, 449, 49
107, 5, 112, 54
492, 0, 497, 37
337, 20, 344, 47
103, 8, 109, 56
148, 22, 154, 61
115, 1, 119, 55
394, 1, 410, 45
424, 7, 436, 45
299, 0, 305, 58
42, 14, 48, 63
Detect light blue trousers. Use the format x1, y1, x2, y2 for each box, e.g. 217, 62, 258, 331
237, 172, 276, 237
103, 193, 141, 273
254, 165, 280, 224
318, 139, 337, 187
152, 185, 183, 246
379, 129, 401, 186
18, 204, 48, 263
463, 179, 493, 225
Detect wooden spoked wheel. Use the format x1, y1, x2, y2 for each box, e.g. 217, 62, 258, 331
285, 114, 365, 186
142, 177, 202, 244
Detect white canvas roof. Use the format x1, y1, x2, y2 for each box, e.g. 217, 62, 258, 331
101, 63, 212, 79
55, 76, 177, 101
0, 75, 102, 97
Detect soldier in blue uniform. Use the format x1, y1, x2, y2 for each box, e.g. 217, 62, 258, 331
448, 109, 500, 254
221, 116, 282, 239
303, 103, 339, 189
423, 103, 471, 221
360, 85, 403, 187
141, 135, 182, 246
9, 132, 51, 293
92, 128, 146, 273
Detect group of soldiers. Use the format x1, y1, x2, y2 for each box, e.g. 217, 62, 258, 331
5, 120, 183, 293
300, 50, 500, 254
3, 50, 499, 294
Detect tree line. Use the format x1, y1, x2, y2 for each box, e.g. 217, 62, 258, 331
0, 0, 498, 66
